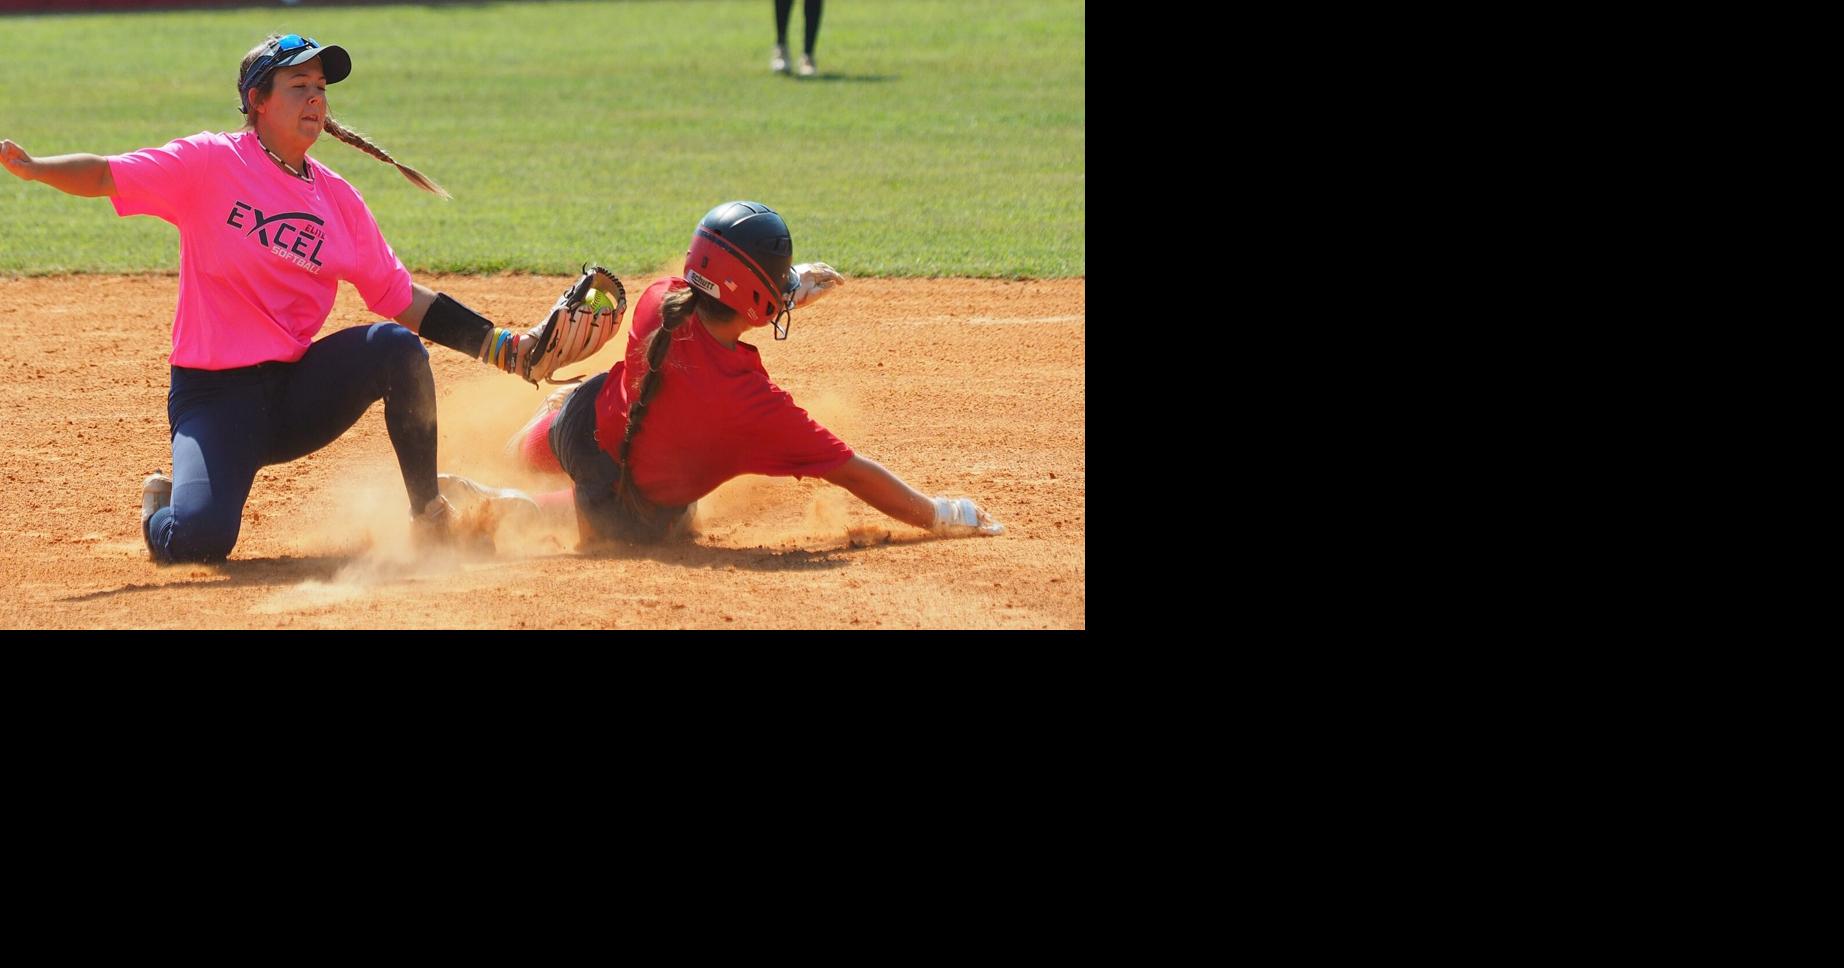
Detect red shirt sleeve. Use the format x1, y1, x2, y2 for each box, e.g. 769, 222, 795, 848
730, 382, 855, 479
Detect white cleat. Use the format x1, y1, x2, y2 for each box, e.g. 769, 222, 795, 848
438, 473, 540, 520
141, 472, 172, 524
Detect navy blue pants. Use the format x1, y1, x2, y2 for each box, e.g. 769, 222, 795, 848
145, 323, 439, 563
550, 372, 690, 544
550, 372, 625, 541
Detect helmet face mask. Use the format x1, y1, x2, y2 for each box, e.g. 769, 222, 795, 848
684, 201, 796, 339
772, 271, 800, 340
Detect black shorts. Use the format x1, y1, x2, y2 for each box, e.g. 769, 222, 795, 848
550, 373, 690, 543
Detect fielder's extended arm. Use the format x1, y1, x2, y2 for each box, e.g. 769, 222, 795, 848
1, 141, 116, 197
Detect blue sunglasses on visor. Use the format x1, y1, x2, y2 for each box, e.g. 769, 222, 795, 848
239, 34, 352, 114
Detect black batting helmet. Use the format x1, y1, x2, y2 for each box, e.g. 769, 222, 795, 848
683, 201, 799, 338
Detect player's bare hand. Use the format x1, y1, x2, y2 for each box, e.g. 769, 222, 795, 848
1, 140, 37, 181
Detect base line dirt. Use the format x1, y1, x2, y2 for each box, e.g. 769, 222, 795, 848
0, 274, 1084, 629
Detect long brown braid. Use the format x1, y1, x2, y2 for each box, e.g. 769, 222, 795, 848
321, 117, 450, 198
611, 285, 735, 532
238, 35, 450, 198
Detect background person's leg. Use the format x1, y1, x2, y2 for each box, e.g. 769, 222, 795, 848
804, 0, 824, 56
773, 0, 794, 72
798, 0, 824, 74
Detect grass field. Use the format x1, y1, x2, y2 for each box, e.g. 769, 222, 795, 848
0, 0, 1085, 278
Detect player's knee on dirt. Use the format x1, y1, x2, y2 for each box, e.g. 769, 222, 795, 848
157, 497, 243, 562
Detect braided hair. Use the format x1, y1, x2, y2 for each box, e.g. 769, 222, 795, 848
609, 283, 735, 539
321, 117, 450, 198
238, 35, 450, 198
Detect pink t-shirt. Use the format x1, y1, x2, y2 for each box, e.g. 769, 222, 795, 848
109, 130, 414, 369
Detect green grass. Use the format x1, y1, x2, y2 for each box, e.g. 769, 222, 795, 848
0, 0, 1084, 278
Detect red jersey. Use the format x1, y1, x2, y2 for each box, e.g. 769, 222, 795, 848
593, 278, 854, 506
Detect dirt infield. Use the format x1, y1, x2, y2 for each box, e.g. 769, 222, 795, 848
0, 275, 1084, 628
